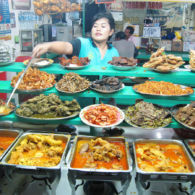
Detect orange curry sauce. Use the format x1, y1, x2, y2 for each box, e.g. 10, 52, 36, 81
136, 143, 192, 173
0, 136, 15, 156
71, 140, 128, 170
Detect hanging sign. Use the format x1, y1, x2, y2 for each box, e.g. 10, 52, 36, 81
123, 0, 195, 2
95, 0, 115, 4
0, 0, 11, 40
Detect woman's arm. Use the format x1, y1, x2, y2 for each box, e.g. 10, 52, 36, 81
32, 41, 73, 58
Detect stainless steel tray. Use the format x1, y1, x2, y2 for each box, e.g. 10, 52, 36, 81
184, 65, 195, 73
60, 63, 90, 70
12, 85, 54, 94
184, 139, 195, 159
133, 139, 195, 176
110, 64, 137, 71
23, 58, 54, 68
55, 83, 90, 94
148, 67, 179, 73
68, 135, 132, 173
171, 104, 195, 131
90, 83, 125, 94
124, 104, 172, 130
0, 129, 22, 161
1, 131, 71, 172
133, 84, 194, 97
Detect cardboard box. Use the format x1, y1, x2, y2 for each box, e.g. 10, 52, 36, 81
161, 40, 172, 51
171, 41, 183, 52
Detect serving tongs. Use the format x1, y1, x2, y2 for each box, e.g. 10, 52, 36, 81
0, 59, 34, 115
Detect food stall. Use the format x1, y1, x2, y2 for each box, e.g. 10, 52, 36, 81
0, 0, 195, 195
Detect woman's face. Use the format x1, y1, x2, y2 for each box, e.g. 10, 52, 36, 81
91, 18, 114, 43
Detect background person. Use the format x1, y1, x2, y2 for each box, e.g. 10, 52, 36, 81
112, 31, 135, 58
32, 12, 119, 66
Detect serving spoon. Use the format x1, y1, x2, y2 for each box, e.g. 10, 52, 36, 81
0, 58, 34, 115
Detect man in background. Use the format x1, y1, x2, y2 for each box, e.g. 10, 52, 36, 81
112, 31, 135, 58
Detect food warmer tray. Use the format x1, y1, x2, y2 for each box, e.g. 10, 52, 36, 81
133, 139, 195, 191
67, 136, 132, 195
0, 129, 23, 161
184, 139, 195, 160
1, 131, 71, 176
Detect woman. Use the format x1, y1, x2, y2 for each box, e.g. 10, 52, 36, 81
32, 12, 119, 66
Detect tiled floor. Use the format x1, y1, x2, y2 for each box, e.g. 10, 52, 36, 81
0, 126, 194, 195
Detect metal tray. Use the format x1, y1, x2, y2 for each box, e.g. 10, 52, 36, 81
124, 104, 172, 130
184, 139, 195, 159
110, 64, 137, 71
1, 131, 71, 173
55, 83, 90, 94
68, 135, 132, 173
15, 110, 80, 123
12, 85, 54, 94
133, 84, 194, 97
133, 139, 195, 176
23, 58, 54, 68
148, 67, 179, 73
0, 129, 22, 161
60, 63, 90, 70
79, 104, 125, 128
90, 83, 125, 94
171, 104, 195, 131
184, 65, 195, 73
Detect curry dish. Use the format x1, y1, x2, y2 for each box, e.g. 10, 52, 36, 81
71, 138, 128, 170
0, 136, 16, 156
8, 134, 66, 167
136, 142, 192, 173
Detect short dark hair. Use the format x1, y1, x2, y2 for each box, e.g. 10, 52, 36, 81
126, 26, 134, 35
115, 31, 126, 40
91, 12, 115, 31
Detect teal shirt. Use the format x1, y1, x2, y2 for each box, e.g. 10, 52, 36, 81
78, 37, 119, 66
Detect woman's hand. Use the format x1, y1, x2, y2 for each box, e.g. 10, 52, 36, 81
32, 42, 51, 58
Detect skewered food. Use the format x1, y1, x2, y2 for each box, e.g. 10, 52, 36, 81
16, 93, 80, 118
56, 72, 90, 93
8, 134, 66, 167
59, 56, 90, 67
125, 101, 172, 129
133, 81, 193, 96
108, 57, 137, 66
91, 77, 123, 92
71, 138, 128, 170
11, 67, 55, 90
189, 50, 195, 69
175, 102, 195, 128
83, 104, 121, 126
143, 48, 185, 72
135, 142, 192, 173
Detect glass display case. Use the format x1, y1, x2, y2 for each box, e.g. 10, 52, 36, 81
19, 29, 43, 52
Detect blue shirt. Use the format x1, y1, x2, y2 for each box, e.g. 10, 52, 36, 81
78, 37, 119, 66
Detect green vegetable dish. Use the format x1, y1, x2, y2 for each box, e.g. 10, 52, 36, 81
125, 101, 172, 129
